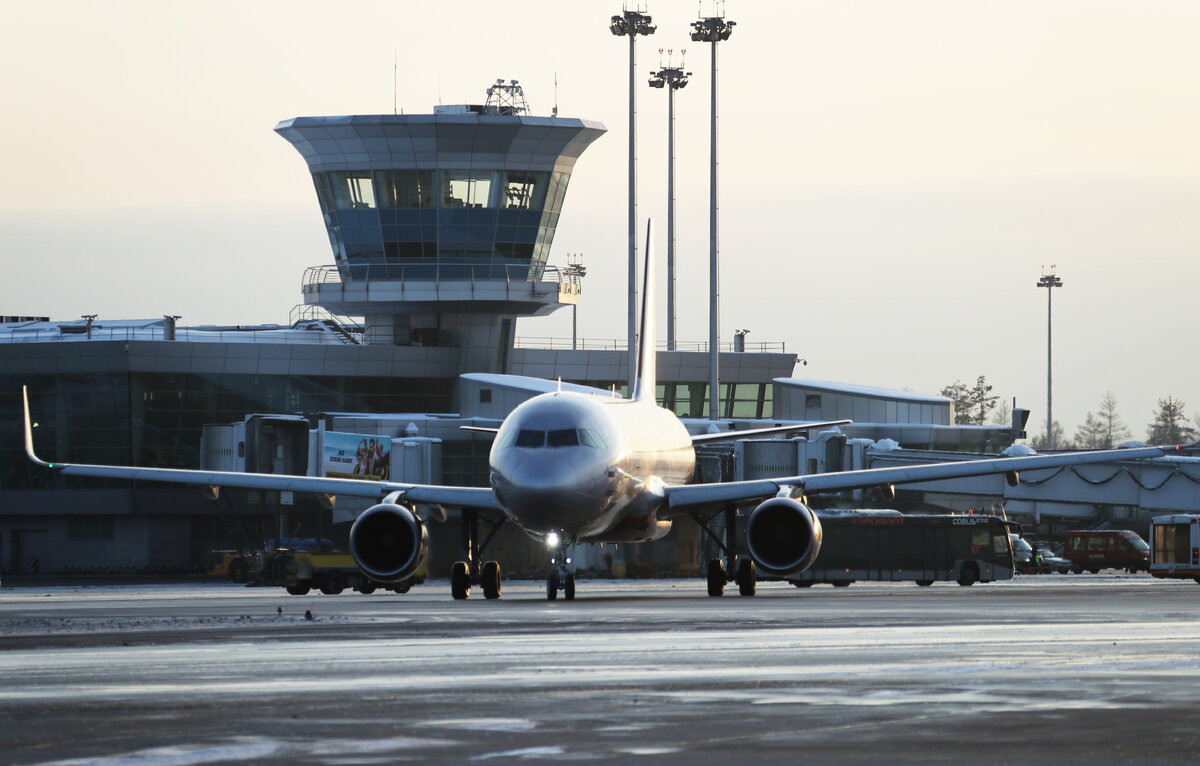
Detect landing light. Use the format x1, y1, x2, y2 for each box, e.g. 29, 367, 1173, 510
545, 532, 560, 549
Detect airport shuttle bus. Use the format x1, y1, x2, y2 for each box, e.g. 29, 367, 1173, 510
784, 511, 1019, 588
1149, 514, 1200, 584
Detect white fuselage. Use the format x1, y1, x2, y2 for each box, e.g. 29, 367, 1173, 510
488, 392, 695, 542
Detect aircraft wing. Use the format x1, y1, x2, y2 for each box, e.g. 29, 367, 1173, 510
22, 387, 502, 512
662, 444, 1171, 515
689, 419, 852, 445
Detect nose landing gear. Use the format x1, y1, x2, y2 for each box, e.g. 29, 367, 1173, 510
546, 534, 577, 601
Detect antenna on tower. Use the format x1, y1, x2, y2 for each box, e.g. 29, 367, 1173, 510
393, 49, 398, 115
553, 72, 559, 117
484, 79, 530, 116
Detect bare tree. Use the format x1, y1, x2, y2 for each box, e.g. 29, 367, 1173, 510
1074, 392, 1131, 449
990, 398, 1012, 426
1031, 420, 1074, 451
1096, 391, 1131, 448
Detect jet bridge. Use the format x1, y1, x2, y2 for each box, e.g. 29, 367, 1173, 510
736, 437, 1200, 536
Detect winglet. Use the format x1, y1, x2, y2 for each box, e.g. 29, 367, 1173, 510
22, 386, 54, 468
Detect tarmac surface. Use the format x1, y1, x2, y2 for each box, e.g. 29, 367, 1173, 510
2, 573, 1200, 765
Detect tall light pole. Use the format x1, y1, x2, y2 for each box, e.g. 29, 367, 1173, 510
648, 52, 689, 352
691, 8, 735, 422
610, 6, 656, 395
564, 253, 587, 350
1037, 267, 1063, 448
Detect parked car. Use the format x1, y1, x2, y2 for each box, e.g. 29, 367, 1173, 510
1063, 530, 1150, 573
1011, 536, 1071, 574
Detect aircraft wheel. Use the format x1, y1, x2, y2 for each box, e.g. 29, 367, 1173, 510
228, 558, 249, 584
482, 560, 502, 600
564, 573, 576, 601
831, 580, 852, 588
1089, 568, 1100, 574
285, 582, 310, 596
736, 558, 757, 597
706, 558, 726, 597
1072, 565, 1084, 574
319, 572, 345, 595
358, 581, 377, 595
915, 580, 934, 587
451, 561, 471, 600
957, 563, 980, 587
546, 570, 559, 601
792, 581, 813, 588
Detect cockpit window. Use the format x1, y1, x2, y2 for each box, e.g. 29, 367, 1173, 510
509, 428, 607, 449
547, 429, 579, 448
579, 428, 605, 449
515, 429, 545, 448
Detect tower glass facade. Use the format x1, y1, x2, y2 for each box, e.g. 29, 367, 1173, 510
274, 112, 605, 283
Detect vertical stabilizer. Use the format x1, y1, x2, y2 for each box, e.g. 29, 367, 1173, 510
631, 219, 656, 402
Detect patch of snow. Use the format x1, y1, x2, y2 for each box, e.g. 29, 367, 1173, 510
1002, 444, 1037, 457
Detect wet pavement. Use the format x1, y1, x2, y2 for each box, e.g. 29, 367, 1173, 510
2, 574, 1199, 764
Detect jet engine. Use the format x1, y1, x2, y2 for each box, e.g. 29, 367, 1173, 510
348, 503, 428, 583
745, 497, 823, 578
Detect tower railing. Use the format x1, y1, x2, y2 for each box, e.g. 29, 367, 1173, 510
301, 263, 581, 288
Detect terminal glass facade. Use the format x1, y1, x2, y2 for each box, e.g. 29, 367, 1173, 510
0, 372, 453, 490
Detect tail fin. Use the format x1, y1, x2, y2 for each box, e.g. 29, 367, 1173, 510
631, 219, 656, 403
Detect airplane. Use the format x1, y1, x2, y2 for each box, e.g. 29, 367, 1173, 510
21, 221, 1180, 600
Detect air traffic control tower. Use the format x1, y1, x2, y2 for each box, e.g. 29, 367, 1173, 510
275, 82, 605, 372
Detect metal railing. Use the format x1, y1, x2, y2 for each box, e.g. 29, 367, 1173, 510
514, 336, 788, 353
0, 326, 353, 345
302, 262, 580, 287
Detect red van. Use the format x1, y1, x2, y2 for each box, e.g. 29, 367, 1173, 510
1063, 530, 1150, 574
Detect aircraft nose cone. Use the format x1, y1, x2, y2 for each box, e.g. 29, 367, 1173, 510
492, 455, 599, 531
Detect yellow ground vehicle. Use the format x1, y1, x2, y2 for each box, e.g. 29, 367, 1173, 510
260, 547, 426, 595
205, 550, 252, 583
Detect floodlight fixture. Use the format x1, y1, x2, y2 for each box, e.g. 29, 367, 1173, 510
610, 10, 656, 38
690, 16, 735, 43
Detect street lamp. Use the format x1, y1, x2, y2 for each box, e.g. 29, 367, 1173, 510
648, 51, 689, 351
691, 5, 735, 422
610, 5, 656, 393
563, 253, 588, 351
1036, 266, 1063, 448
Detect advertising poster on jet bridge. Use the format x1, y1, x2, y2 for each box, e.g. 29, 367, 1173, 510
322, 432, 390, 481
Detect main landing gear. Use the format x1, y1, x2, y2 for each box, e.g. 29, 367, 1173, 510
545, 532, 577, 601
450, 509, 507, 600
696, 503, 756, 597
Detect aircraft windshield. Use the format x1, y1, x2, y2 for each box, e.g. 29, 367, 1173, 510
510, 428, 606, 449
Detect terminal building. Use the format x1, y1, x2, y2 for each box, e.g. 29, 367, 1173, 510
0, 89, 798, 576
5, 86, 1189, 578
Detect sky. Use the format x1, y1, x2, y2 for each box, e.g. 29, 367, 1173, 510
1, 0, 1197, 442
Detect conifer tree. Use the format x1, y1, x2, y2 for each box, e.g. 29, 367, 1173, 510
1147, 396, 1196, 444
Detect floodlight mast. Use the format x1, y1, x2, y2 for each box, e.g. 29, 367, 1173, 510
610, 6, 656, 395
1036, 267, 1063, 449
691, 7, 735, 421
648, 52, 690, 351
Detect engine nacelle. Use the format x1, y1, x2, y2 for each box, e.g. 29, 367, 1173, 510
745, 497, 824, 578
349, 503, 428, 584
